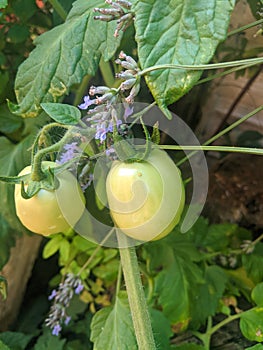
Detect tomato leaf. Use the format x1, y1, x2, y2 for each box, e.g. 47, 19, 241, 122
90, 291, 172, 349
190, 265, 228, 327
242, 243, 263, 283
240, 308, 263, 342
150, 309, 172, 350
11, 0, 122, 118
90, 291, 137, 350
154, 255, 204, 328
0, 332, 33, 350
133, 0, 236, 118
0, 104, 23, 134
40, 103, 81, 125
0, 340, 10, 350
251, 282, 263, 307
245, 345, 263, 350
34, 330, 66, 350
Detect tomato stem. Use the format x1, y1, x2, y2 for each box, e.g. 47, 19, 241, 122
119, 243, 156, 350
138, 57, 263, 76
31, 126, 71, 182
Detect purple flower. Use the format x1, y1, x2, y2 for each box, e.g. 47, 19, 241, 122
105, 147, 115, 156
52, 324, 62, 336
57, 142, 81, 164
78, 95, 96, 110
64, 316, 71, 325
107, 119, 122, 133
45, 273, 85, 336
75, 283, 84, 295
124, 104, 134, 119
95, 122, 108, 143
48, 290, 57, 301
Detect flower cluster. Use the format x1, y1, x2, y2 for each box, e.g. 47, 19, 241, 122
240, 240, 255, 254
45, 273, 84, 336
78, 51, 139, 115
115, 51, 140, 104
56, 142, 82, 165
94, 0, 133, 37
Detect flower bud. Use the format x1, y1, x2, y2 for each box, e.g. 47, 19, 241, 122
120, 78, 136, 91
89, 85, 111, 95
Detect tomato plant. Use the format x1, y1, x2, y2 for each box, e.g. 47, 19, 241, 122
106, 148, 185, 241
14, 161, 86, 236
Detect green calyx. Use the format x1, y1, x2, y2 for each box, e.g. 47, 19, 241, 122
0, 166, 60, 199
113, 117, 161, 163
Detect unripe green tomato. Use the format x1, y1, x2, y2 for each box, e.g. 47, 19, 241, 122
106, 149, 185, 241
14, 161, 86, 236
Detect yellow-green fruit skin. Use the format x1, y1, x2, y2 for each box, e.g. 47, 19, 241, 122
14, 161, 86, 236
106, 149, 185, 241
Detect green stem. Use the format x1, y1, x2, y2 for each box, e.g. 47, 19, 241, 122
31, 138, 66, 181
194, 313, 242, 349
176, 105, 263, 166
196, 62, 258, 85
158, 145, 263, 156
227, 19, 263, 37
208, 313, 242, 336
119, 244, 156, 350
73, 74, 92, 106
138, 57, 263, 76
48, 0, 67, 21
77, 228, 115, 277
128, 101, 157, 129
115, 262, 122, 296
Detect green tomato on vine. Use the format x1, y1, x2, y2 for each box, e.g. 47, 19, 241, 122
14, 161, 86, 236
106, 148, 185, 241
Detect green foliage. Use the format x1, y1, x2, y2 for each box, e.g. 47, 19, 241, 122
0, 340, 10, 350
242, 244, 263, 283
0, 1, 262, 349
34, 331, 66, 350
90, 292, 172, 350
11, 0, 122, 118
90, 291, 137, 350
0, 0, 7, 9
40, 103, 81, 125
0, 332, 33, 350
240, 308, 263, 342
246, 345, 263, 350
252, 283, 263, 307
133, 0, 236, 117
247, 0, 263, 20
150, 308, 172, 350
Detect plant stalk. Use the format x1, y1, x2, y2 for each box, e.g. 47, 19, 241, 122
119, 244, 156, 350
48, 0, 67, 21
138, 57, 263, 76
